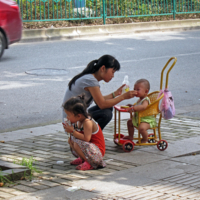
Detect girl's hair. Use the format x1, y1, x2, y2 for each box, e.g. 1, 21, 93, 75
68, 55, 120, 90
63, 94, 89, 118
135, 79, 150, 91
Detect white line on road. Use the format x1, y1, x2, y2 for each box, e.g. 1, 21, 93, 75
120, 52, 200, 64
68, 52, 200, 69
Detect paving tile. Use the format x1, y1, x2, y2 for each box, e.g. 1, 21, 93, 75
0, 149, 15, 155
48, 150, 68, 155
16, 144, 35, 149
49, 157, 70, 161
12, 185, 38, 193
50, 178, 72, 186
10, 190, 27, 196
30, 138, 53, 142
32, 184, 50, 190
50, 147, 68, 151
32, 150, 52, 155
39, 180, 60, 187
0, 191, 15, 199
0, 143, 18, 148
0, 187, 17, 193
68, 173, 90, 179
51, 138, 67, 142
190, 181, 200, 187
51, 144, 67, 148
34, 141, 52, 145
170, 155, 200, 167
49, 154, 69, 159
95, 168, 116, 173
16, 150, 34, 156
51, 165, 72, 171
47, 169, 69, 174
32, 154, 52, 159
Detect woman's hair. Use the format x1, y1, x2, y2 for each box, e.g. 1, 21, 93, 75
68, 55, 120, 90
135, 79, 150, 91
63, 94, 89, 118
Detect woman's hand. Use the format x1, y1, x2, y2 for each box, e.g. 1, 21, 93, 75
123, 90, 137, 99
114, 84, 126, 96
62, 122, 74, 133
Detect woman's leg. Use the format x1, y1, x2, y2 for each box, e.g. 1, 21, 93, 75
138, 123, 150, 143
123, 119, 135, 140
88, 105, 113, 130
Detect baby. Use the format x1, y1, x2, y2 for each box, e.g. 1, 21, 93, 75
124, 79, 156, 143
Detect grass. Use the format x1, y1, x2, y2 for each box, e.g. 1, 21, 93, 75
0, 168, 12, 185
14, 156, 42, 180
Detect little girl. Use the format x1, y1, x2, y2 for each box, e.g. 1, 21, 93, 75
62, 94, 106, 171
124, 79, 156, 143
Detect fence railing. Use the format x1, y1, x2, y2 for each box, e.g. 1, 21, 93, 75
16, 0, 200, 24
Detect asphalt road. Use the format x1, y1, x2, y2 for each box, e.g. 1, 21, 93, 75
0, 29, 200, 132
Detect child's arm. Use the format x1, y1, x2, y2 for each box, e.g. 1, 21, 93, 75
63, 120, 92, 142
133, 100, 149, 111
127, 100, 149, 112
72, 120, 92, 142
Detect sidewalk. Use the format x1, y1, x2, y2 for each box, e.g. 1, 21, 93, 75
21, 19, 200, 42
0, 115, 200, 199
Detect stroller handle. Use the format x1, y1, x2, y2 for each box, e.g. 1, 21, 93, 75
160, 57, 177, 90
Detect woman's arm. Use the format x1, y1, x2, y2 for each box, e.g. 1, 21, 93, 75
103, 84, 125, 100
87, 86, 137, 109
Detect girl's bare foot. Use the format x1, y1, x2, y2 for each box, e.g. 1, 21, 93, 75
123, 136, 133, 140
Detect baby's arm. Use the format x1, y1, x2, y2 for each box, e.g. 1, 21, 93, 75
133, 100, 149, 112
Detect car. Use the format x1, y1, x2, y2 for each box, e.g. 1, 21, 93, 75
0, 0, 22, 60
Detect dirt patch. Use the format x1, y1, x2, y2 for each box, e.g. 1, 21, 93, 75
23, 14, 200, 29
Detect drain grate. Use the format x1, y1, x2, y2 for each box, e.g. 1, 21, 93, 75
25, 68, 68, 76
0, 160, 31, 182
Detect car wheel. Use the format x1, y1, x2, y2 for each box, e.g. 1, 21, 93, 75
0, 32, 6, 60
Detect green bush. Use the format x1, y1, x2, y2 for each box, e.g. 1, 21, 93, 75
15, 0, 200, 21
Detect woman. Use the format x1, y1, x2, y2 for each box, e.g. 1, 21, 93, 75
62, 54, 137, 130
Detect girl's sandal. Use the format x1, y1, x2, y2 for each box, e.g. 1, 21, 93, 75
70, 157, 84, 165
76, 161, 93, 171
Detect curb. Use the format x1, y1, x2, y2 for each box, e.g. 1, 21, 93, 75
21, 19, 200, 42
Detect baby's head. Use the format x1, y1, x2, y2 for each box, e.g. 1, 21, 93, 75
134, 79, 150, 98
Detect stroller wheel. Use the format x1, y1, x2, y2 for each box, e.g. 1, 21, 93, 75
123, 141, 134, 152
157, 140, 168, 151
113, 134, 124, 146
148, 133, 155, 143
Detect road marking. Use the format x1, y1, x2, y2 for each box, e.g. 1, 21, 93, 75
68, 52, 200, 69
121, 52, 200, 64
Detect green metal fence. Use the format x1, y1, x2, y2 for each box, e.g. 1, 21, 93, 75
16, 0, 200, 24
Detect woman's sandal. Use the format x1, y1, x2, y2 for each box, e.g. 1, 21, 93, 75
76, 161, 94, 171
70, 157, 84, 165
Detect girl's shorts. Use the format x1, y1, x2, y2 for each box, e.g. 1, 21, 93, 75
71, 136, 106, 169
